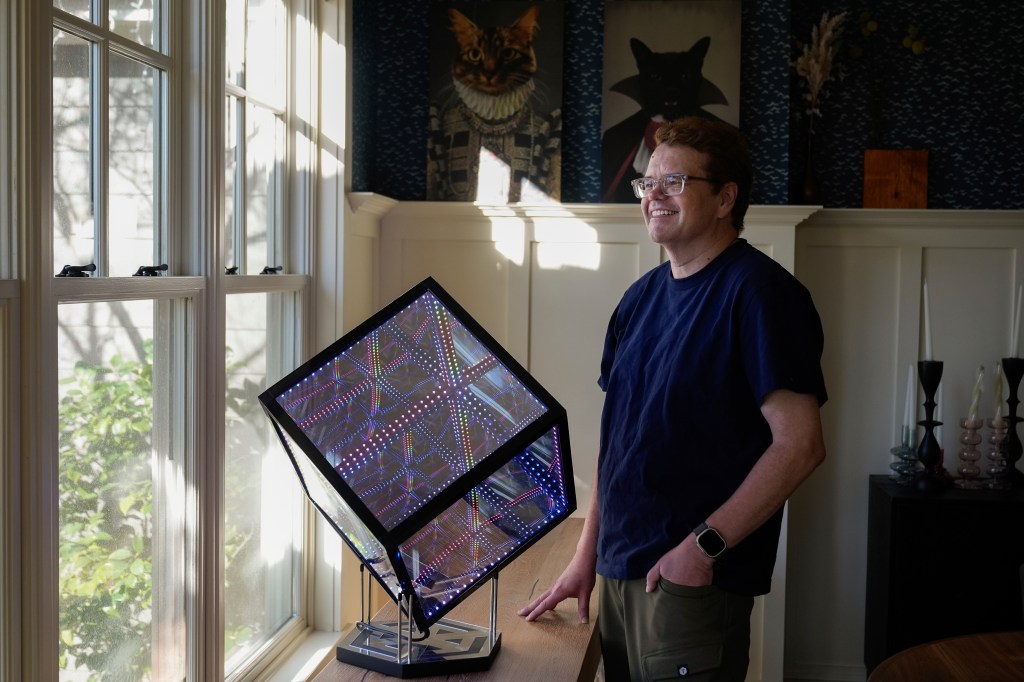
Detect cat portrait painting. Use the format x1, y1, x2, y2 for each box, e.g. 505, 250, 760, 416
427, 2, 564, 203
600, 0, 740, 203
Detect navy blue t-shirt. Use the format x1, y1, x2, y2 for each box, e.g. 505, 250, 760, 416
596, 239, 827, 596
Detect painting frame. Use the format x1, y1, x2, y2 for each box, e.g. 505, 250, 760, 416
426, 1, 566, 203
600, 0, 741, 203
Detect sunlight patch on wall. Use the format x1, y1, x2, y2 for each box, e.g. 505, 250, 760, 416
485, 214, 525, 266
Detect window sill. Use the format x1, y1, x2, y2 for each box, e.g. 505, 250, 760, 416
264, 629, 341, 682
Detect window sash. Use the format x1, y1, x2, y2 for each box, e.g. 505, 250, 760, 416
52, 8, 171, 279
56, 295, 189, 681
223, 288, 304, 670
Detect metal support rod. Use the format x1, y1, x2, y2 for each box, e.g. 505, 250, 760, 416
396, 592, 406, 664
403, 593, 414, 663
364, 567, 374, 623
489, 573, 499, 647
359, 565, 367, 625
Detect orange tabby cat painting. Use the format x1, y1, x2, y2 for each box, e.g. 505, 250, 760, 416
427, 2, 564, 203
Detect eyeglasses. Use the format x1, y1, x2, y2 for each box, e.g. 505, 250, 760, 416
630, 173, 717, 199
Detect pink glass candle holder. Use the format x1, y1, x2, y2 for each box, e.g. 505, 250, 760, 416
955, 417, 984, 489
986, 417, 1011, 490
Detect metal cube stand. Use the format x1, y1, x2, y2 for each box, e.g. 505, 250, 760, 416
336, 564, 501, 678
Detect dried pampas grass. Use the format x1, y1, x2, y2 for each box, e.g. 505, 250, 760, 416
793, 11, 847, 122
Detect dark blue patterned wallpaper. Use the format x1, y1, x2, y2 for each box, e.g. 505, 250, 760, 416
791, 1, 1024, 209
741, 0, 790, 205
353, 1, 1023, 209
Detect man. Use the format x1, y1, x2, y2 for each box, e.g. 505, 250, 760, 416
518, 117, 827, 681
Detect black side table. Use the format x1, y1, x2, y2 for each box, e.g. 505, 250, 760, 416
864, 475, 1024, 674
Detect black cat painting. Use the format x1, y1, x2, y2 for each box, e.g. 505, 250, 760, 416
600, 36, 728, 203
427, 3, 563, 203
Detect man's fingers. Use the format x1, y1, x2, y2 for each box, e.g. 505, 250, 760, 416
523, 594, 557, 621
517, 588, 553, 618
519, 585, 570, 622
645, 565, 659, 593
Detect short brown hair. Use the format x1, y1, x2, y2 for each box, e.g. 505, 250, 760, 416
654, 117, 753, 231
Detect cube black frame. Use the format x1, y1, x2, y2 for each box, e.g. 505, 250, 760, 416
259, 276, 575, 632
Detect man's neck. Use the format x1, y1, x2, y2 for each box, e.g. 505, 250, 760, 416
667, 226, 740, 279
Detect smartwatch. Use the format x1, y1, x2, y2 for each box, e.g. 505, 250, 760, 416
693, 522, 727, 560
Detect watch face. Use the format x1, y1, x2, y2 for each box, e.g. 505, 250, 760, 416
698, 528, 727, 557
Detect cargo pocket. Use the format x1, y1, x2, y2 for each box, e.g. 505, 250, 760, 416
641, 642, 722, 680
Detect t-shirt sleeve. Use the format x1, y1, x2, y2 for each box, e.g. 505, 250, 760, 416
740, 274, 828, 407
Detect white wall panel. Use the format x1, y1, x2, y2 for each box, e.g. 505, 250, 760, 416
529, 240, 645, 516
790, 209, 1024, 682
789, 244, 902, 677
396, 238, 514, 350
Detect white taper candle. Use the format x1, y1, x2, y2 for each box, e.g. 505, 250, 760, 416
923, 280, 933, 361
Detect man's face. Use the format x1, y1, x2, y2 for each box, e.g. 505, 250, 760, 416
640, 145, 726, 251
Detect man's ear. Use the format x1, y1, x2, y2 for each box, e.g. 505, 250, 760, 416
716, 181, 738, 219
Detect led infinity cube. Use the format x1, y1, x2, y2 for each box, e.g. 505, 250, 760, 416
259, 277, 574, 631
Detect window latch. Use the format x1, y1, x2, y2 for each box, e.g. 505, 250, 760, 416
225, 266, 239, 275
260, 265, 283, 274
133, 263, 168, 277
55, 263, 96, 277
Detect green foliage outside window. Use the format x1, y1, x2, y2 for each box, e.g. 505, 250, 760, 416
58, 341, 261, 679
58, 343, 155, 680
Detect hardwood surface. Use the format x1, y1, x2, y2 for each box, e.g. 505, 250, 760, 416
313, 518, 600, 682
867, 630, 1024, 681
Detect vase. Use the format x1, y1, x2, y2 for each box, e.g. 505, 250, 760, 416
800, 126, 821, 204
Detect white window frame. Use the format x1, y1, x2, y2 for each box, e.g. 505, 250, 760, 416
0, 0, 19, 673
4, 0, 351, 679
0, 283, 18, 682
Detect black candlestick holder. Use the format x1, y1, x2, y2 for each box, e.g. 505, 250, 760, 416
914, 360, 949, 492
999, 357, 1024, 486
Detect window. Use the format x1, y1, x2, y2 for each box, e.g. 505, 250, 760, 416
50, 5, 191, 679
1, 0, 334, 678
222, 0, 316, 674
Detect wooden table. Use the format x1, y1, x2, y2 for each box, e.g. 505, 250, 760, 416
313, 517, 600, 682
867, 630, 1024, 681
